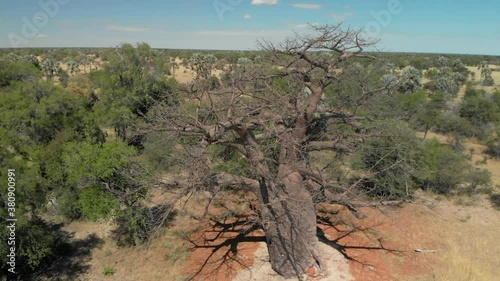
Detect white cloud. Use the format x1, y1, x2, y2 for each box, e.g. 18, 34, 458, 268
244, 14, 252, 19
292, 3, 322, 9
35, 34, 48, 38
251, 0, 278, 5
194, 29, 286, 37
107, 25, 149, 32
289, 23, 319, 29
330, 12, 353, 22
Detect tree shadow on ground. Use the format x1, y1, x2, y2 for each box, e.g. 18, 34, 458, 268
184, 212, 405, 281
316, 215, 403, 267
183, 215, 264, 281
29, 223, 104, 281
490, 193, 500, 210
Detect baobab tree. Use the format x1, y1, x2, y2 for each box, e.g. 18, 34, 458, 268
63, 57, 80, 75
397, 66, 422, 93
169, 57, 179, 76
479, 61, 494, 86
150, 24, 393, 279
40, 58, 62, 79
190, 53, 218, 79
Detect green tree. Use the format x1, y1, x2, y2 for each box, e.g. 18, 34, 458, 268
0, 59, 41, 87
417, 92, 450, 136
354, 121, 423, 199
486, 138, 500, 158
63, 140, 136, 186
0, 57, 137, 276
460, 92, 499, 127
91, 42, 178, 140
418, 139, 490, 193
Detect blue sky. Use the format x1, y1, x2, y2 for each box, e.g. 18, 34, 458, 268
0, 0, 498, 55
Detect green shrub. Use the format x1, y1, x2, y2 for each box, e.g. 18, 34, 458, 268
17, 220, 59, 269
56, 188, 82, 220
354, 129, 491, 198
463, 86, 487, 100
460, 94, 500, 127
142, 131, 183, 173
79, 186, 119, 221
486, 138, 500, 158
0, 218, 60, 275
102, 266, 116, 276
206, 75, 221, 90
425, 68, 440, 79
418, 139, 466, 193
353, 122, 423, 199
435, 113, 474, 148
418, 139, 490, 194
0, 59, 40, 87
490, 194, 500, 210
113, 206, 151, 246
465, 168, 491, 191
63, 140, 136, 185
482, 77, 494, 86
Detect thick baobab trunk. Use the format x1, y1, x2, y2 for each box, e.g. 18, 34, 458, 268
257, 164, 321, 279
255, 85, 325, 278
238, 90, 324, 277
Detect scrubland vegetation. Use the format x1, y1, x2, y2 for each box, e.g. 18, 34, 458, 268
1, 24, 499, 280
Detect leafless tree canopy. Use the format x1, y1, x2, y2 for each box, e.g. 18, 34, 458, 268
149, 23, 395, 279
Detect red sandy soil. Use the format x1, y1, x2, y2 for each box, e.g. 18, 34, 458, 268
182, 201, 446, 281
183, 218, 264, 281
318, 203, 444, 281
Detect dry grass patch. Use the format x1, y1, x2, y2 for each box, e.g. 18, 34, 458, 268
429, 196, 500, 281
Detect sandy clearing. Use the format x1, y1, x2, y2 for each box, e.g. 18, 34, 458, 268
466, 65, 499, 92
170, 58, 224, 84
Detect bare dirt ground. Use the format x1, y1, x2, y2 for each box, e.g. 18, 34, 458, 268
170, 58, 196, 84
170, 58, 223, 84
53, 190, 499, 281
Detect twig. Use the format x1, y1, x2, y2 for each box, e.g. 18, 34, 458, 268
414, 249, 440, 253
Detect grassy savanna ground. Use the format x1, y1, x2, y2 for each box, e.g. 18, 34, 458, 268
413, 66, 500, 280
412, 131, 500, 281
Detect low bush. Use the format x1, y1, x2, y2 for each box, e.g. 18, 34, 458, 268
419, 139, 491, 194
486, 138, 500, 158
79, 186, 119, 221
